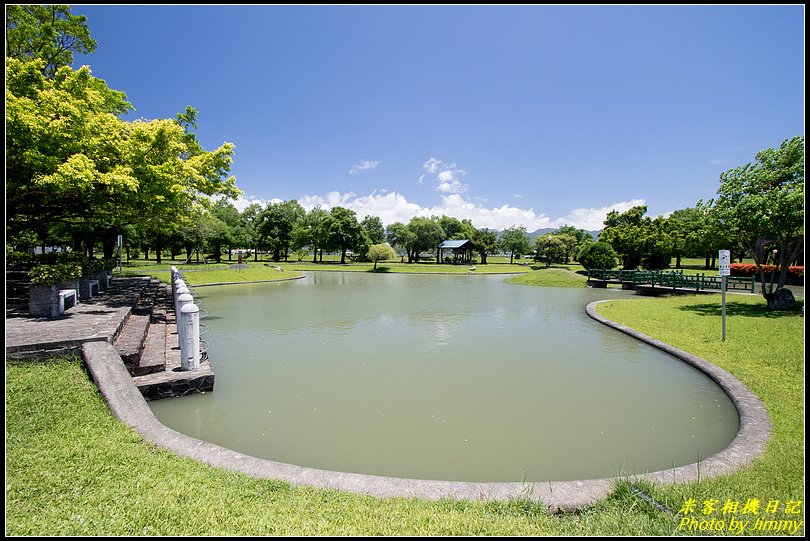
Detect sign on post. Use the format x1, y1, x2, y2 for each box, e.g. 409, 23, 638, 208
718, 250, 731, 276
719, 250, 730, 341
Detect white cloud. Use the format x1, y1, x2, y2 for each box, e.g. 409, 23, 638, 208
297, 190, 645, 232
348, 159, 382, 175
558, 199, 647, 230
422, 157, 468, 194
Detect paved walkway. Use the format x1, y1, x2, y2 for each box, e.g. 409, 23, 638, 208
6, 276, 152, 360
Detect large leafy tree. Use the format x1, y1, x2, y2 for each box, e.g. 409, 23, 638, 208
534, 234, 566, 267
212, 199, 245, 261
709, 136, 804, 305
499, 225, 531, 264
385, 222, 417, 263
406, 217, 445, 263
552, 224, 593, 263
329, 206, 362, 264
299, 207, 334, 263
240, 202, 265, 261
6, 58, 240, 259
599, 206, 672, 270
6, 5, 240, 261
6, 4, 96, 76
258, 200, 305, 262
470, 227, 498, 264
360, 215, 385, 245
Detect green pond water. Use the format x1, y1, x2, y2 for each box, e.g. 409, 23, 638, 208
150, 272, 739, 482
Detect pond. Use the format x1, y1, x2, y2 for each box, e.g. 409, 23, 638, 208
150, 272, 739, 482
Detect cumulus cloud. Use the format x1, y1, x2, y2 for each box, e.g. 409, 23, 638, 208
421, 157, 468, 194
297, 190, 645, 232
348, 159, 382, 175
556, 199, 646, 230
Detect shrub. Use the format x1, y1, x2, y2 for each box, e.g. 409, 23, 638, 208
29, 263, 82, 285
577, 242, 618, 270
731, 263, 804, 280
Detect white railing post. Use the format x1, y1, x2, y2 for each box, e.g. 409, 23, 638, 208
179, 302, 200, 371
174, 284, 189, 324
170, 266, 179, 299
176, 292, 194, 344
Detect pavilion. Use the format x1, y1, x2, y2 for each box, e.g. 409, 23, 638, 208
438, 239, 474, 264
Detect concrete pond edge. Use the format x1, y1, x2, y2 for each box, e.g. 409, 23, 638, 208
80, 299, 771, 513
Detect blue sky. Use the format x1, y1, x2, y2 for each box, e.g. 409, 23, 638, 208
71, 5, 804, 231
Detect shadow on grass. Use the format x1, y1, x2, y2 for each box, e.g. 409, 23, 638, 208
367, 266, 391, 273
677, 299, 804, 318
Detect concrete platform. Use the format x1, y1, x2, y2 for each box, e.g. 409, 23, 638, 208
133, 322, 215, 400
6, 275, 215, 401
6, 276, 149, 360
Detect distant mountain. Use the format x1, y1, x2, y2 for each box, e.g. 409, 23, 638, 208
525, 228, 600, 243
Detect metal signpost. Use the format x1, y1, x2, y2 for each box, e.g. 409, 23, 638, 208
117, 235, 123, 272
718, 250, 731, 341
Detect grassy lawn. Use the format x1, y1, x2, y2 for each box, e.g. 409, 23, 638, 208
5, 283, 804, 534
116, 256, 534, 284
506, 265, 588, 287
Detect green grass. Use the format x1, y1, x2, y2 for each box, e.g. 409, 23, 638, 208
506, 266, 588, 287
117, 260, 303, 285
117, 256, 533, 283
5, 291, 804, 535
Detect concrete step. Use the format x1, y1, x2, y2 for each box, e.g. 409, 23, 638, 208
114, 311, 151, 368
132, 321, 168, 376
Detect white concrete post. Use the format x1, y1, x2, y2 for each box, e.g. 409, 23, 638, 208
170, 266, 179, 300
174, 284, 189, 324
180, 302, 200, 371
176, 292, 194, 342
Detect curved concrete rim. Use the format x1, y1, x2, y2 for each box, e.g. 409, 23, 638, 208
80, 299, 771, 512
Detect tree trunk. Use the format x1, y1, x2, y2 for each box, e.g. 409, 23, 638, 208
155, 236, 163, 265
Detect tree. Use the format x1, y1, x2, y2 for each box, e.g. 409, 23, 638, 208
329, 207, 362, 264
212, 199, 245, 261
599, 206, 673, 270
361, 215, 385, 245
6, 58, 240, 260
438, 215, 465, 240
577, 242, 619, 271
499, 225, 531, 264
386, 222, 416, 263
534, 234, 566, 267
406, 217, 445, 263
301, 207, 334, 263
367, 243, 396, 270
240, 203, 264, 261
599, 206, 648, 269
665, 207, 706, 268
200, 213, 231, 263
552, 225, 593, 262
470, 227, 498, 264
258, 200, 305, 262
6, 5, 97, 77
709, 136, 804, 307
